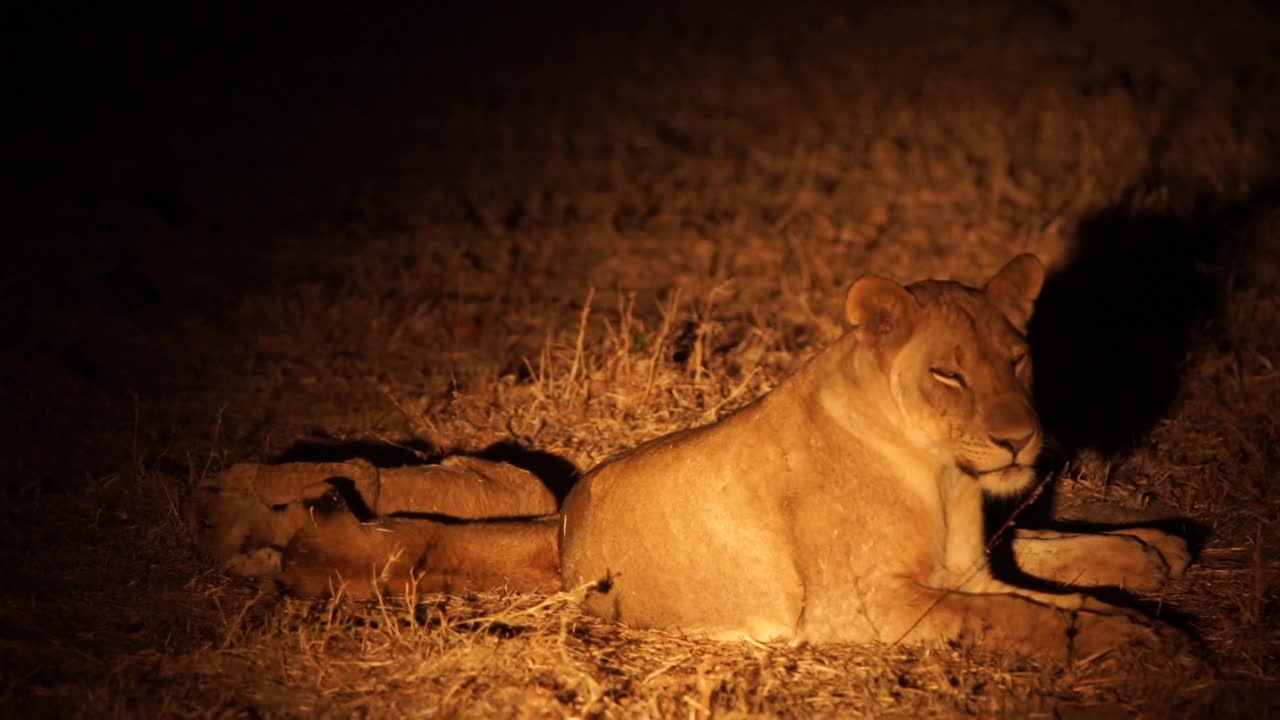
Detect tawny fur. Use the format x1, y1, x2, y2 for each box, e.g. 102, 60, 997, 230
280, 513, 561, 598
190, 255, 1190, 661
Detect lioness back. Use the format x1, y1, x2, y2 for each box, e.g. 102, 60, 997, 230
561, 401, 808, 640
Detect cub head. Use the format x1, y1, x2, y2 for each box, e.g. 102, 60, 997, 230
844, 255, 1046, 496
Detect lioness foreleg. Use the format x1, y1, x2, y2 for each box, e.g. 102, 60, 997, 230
1010, 528, 1190, 592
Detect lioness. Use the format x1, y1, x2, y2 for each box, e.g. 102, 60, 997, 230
190, 255, 1190, 660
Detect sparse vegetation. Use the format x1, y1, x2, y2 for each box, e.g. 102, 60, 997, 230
5, 1, 1280, 717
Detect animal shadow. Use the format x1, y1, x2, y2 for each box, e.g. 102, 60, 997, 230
999, 181, 1276, 598
1028, 183, 1273, 455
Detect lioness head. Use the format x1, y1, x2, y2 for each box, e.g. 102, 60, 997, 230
845, 255, 1046, 496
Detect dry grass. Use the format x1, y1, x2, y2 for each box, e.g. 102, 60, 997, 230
6, 1, 1280, 717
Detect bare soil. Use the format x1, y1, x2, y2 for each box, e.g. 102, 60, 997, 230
5, 2, 1280, 717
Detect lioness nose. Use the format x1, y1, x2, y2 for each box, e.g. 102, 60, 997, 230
990, 430, 1034, 456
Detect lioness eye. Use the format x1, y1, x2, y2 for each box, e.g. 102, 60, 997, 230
929, 367, 967, 389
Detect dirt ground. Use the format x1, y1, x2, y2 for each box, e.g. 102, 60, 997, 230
6, 1, 1280, 717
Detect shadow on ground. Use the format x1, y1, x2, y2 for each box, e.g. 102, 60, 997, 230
1029, 179, 1279, 455
995, 179, 1277, 566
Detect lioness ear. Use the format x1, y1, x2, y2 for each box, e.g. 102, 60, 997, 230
983, 254, 1045, 330
845, 276, 919, 347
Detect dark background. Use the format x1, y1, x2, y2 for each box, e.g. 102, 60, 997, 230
4, 2, 1280, 715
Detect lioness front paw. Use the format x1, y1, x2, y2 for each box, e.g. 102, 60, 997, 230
1106, 527, 1192, 580
1089, 535, 1181, 592
1012, 529, 1191, 592
1081, 529, 1190, 592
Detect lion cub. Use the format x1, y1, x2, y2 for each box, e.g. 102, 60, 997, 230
191, 255, 1190, 661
